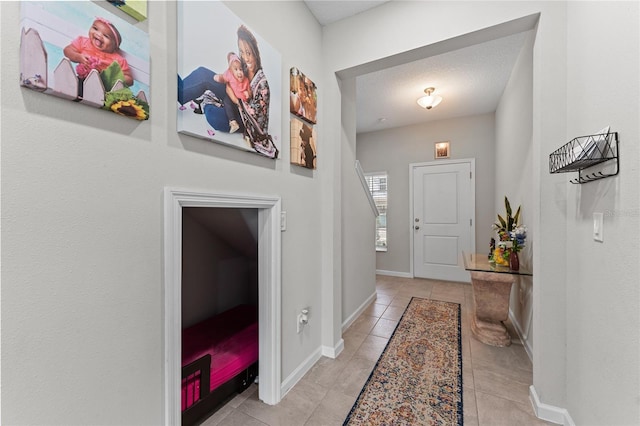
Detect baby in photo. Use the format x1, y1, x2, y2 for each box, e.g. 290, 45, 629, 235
214, 52, 250, 133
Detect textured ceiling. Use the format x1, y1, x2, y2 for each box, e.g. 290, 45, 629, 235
303, 0, 390, 26
303, 1, 531, 135
356, 31, 531, 134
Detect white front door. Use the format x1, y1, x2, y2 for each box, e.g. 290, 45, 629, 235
412, 161, 474, 282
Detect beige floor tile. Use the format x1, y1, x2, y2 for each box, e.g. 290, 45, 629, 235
199, 402, 235, 426
227, 383, 259, 408
397, 287, 431, 298
473, 367, 532, 405
332, 356, 377, 397
389, 295, 412, 309
463, 387, 480, 426
475, 391, 554, 425
353, 334, 389, 362
362, 302, 388, 318
208, 409, 268, 426
373, 294, 393, 305
303, 355, 350, 389
375, 286, 400, 297
238, 379, 326, 426
304, 390, 356, 426
431, 288, 466, 303
463, 362, 475, 389
347, 314, 379, 334
369, 317, 398, 339
340, 329, 368, 358
469, 336, 532, 374
380, 305, 406, 321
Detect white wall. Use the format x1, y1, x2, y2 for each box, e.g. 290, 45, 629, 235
564, 2, 640, 424
1, 1, 327, 424
341, 77, 377, 324
357, 114, 496, 275
495, 30, 535, 355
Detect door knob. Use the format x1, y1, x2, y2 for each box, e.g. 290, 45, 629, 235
415, 225, 420, 230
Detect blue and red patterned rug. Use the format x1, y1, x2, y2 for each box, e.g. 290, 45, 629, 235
344, 298, 463, 425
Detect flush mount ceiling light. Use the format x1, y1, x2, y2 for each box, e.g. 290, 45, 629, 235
417, 87, 443, 110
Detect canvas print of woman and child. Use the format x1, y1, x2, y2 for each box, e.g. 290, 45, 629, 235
177, 2, 282, 159
19, 1, 150, 120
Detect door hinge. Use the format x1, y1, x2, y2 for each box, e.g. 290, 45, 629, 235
470, 171, 472, 179
470, 218, 472, 226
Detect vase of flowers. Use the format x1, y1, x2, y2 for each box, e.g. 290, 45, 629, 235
490, 196, 527, 270
508, 224, 527, 271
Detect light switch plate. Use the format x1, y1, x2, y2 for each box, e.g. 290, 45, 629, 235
281, 211, 287, 231
593, 212, 604, 242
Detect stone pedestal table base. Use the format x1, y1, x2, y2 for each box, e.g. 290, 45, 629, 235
470, 271, 515, 347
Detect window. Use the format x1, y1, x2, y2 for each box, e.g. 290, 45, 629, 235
365, 172, 388, 252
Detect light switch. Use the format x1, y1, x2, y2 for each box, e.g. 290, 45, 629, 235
593, 212, 604, 242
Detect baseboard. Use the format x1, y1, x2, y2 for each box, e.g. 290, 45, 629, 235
529, 385, 575, 426
281, 346, 323, 397
321, 338, 344, 359
509, 309, 533, 362
376, 269, 412, 278
342, 291, 377, 333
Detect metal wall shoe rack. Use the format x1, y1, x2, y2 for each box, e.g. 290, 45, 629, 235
549, 131, 619, 184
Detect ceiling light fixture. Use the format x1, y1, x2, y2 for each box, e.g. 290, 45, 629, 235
417, 87, 442, 110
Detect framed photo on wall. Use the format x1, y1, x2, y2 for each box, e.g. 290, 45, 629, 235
435, 141, 450, 159
177, 1, 282, 159
19, 1, 150, 120
290, 117, 317, 169
289, 67, 317, 125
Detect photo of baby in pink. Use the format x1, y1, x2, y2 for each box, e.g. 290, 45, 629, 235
63, 17, 133, 86
212, 52, 250, 133
20, 2, 150, 121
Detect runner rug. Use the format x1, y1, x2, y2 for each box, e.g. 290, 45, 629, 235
344, 298, 463, 425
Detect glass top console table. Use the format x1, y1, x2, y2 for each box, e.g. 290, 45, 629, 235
462, 252, 532, 347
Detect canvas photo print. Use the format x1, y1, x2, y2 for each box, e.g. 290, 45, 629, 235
177, 2, 282, 159
19, 1, 150, 120
289, 67, 317, 125
290, 117, 317, 170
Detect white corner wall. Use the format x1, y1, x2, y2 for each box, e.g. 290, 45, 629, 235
1, 1, 328, 424
495, 30, 535, 356
340, 77, 377, 326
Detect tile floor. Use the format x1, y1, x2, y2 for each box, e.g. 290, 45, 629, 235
201, 275, 554, 426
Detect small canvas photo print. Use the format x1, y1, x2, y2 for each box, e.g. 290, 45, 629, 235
435, 141, 450, 159
20, 1, 150, 120
290, 117, 317, 169
290, 67, 317, 125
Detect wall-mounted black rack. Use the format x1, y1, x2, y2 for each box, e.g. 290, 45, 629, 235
549, 131, 619, 184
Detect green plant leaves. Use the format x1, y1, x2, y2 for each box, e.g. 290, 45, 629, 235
496, 196, 521, 234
